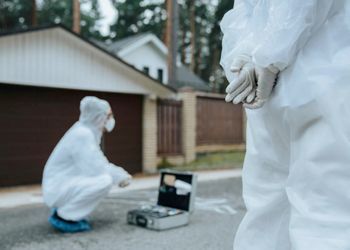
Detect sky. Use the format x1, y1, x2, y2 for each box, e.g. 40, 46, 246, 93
37, 0, 118, 35
97, 0, 117, 35
96, 0, 168, 36
95, 0, 165, 36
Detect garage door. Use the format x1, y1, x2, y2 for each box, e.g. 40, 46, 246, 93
0, 84, 143, 187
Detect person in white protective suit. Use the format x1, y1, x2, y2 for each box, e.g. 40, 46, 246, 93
220, 1, 350, 249
42, 96, 132, 233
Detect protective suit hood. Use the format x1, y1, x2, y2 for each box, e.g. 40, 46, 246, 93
79, 96, 111, 144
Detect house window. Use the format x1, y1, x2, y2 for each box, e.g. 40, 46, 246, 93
157, 69, 164, 83
143, 66, 149, 75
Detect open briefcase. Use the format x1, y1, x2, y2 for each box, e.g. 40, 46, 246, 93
127, 170, 197, 230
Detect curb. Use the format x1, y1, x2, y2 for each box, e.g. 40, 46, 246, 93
0, 169, 242, 209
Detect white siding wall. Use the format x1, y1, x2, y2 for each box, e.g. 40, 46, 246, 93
119, 43, 169, 84
0, 28, 173, 97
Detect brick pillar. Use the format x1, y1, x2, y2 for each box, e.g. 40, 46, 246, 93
142, 95, 157, 173
179, 88, 196, 163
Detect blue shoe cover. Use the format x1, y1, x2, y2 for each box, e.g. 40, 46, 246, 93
48, 212, 91, 233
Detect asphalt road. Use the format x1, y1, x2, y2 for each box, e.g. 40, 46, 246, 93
0, 177, 245, 250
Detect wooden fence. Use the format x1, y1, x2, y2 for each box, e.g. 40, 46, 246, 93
196, 96, 243, 145
157, 99, 182, 155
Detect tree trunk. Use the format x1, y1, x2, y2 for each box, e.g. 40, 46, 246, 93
165, 0, 178, 87
211, 49, 219, 92
180, 29, 186, 64
72, 0, 81, 34
31, 0, 37, 27
189, 0, 196, 72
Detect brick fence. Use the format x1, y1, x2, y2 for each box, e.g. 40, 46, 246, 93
154, 89, 245, 168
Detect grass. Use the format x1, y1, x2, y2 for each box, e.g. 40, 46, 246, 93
158, 150, 245, 172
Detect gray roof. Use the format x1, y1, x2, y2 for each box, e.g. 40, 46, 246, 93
176, 65, 211, 92
90, 38, 109, 50
107, 33, 151, 54
92, 33, 211, 92
89, 33, 151, 54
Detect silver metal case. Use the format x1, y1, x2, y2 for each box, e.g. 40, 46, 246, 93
127, 170, 197, 230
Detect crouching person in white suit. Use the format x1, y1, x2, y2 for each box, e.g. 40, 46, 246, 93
42, 96, 132, 233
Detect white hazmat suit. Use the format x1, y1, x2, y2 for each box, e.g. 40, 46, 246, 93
42, 96, 131, 221
221, 1, 350, 249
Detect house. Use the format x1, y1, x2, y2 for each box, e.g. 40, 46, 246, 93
95, 33, 244, 166
0, 25, 175, 187
93, 33, 211, 92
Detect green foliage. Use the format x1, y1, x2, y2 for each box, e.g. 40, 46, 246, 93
0, 0, 34, 31
179, 0, 233, 92
109, 0, 167, 40
39, 0, 105, 39
38, 0, 73, 28
206, 0, 234, 92
161, 150, 245, 172
179, 0, 213, 71
0, 0, 105, 40
157, 157, 175, 169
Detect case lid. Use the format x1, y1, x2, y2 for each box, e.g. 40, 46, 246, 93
157, 170, 197, 212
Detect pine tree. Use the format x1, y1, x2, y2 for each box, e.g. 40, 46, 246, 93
109, 0, 167, 40
0, 0, 35, 31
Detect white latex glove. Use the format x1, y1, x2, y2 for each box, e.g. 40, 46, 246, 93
107, 163, 132, 187
225, 56, 256, 104
243, 65, 279, 109
119, 177, 131, 188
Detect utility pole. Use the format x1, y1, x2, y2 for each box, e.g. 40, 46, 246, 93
165, 0, 178, 87
72, 0, 81, 34
31, 0, 37, 27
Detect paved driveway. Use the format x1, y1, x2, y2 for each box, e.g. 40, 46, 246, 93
0, 177, 245, 250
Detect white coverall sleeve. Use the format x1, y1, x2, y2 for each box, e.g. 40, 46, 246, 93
220, 0, 256, 82
220, 0, 335, 78
71, 131, 130, 185
107, 163, 132, 184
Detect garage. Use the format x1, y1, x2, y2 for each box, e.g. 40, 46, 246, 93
0, 83, 143, 186
0, 26, 174, 187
